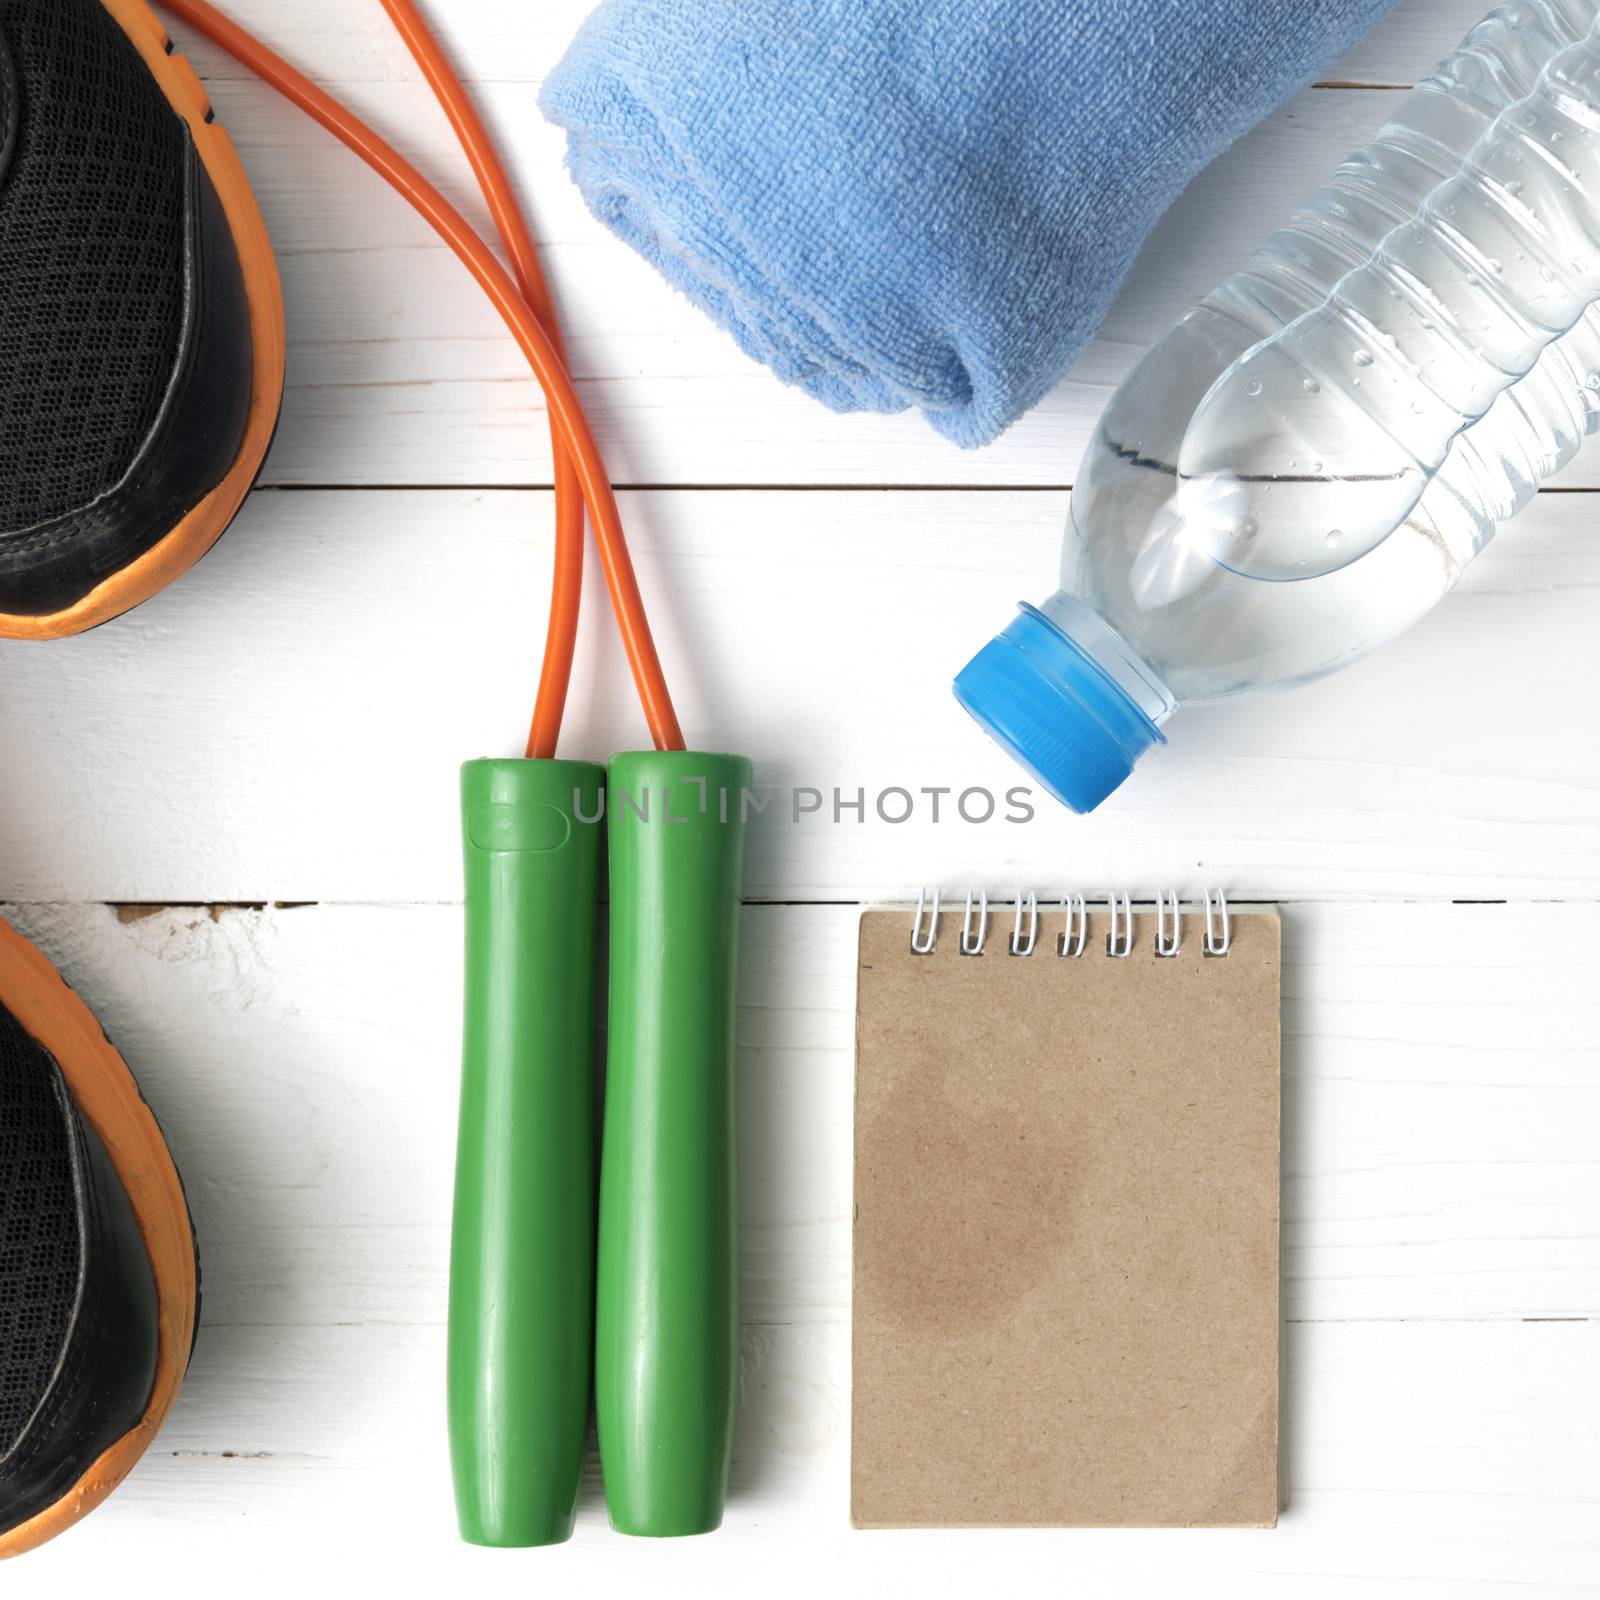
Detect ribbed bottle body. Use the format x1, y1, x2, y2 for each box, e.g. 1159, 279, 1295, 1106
1064, 1, 1600, 703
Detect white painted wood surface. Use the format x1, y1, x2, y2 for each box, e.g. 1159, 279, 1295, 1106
2, 486, 1598, 902
0, 900, 1595, 1593
1, 0, 1596, 1592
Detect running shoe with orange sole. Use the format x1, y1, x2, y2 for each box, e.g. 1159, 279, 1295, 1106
0, 917, 199, 1559
1, 0, 282, 1556
0, 0, 285, 640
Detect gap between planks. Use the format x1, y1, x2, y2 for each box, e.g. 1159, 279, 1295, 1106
41, 897, 1600, 915
245, 482, 1600, 496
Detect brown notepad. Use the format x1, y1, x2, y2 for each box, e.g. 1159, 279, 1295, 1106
853, 897, 1281, 1529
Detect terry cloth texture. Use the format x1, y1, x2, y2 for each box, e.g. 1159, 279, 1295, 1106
541, 0, 1397, 447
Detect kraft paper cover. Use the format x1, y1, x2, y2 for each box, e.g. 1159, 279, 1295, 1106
852, 905, 1281, 1528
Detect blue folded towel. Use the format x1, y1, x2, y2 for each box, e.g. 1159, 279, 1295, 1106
542, 0, 1396, 447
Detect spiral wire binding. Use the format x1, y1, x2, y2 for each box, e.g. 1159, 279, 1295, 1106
908, 890, 1235, 957
1105, 892, 1134, 959
1058, 895, 1087, 958
1010, 892, 1038, 956
1204, 889, 1231, 957
1155, 889, 1181, 958
960, 890, 989, 956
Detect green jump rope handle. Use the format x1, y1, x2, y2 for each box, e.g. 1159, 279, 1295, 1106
597, 750, 753, 1536
448, 757, 604, 1547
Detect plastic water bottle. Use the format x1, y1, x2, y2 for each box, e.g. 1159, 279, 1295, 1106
956, 0, 1600, 812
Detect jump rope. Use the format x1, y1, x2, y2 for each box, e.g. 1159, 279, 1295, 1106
159, 0, 747, 1545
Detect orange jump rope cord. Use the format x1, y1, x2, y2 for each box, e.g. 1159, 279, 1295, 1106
373, 0, 583, 760
157, 0, 684, 753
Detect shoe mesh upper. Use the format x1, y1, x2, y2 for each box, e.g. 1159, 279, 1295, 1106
0, 1003, 81, 1462
0, 0, 189, 535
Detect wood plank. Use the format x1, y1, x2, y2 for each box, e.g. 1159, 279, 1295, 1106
1, 890, 1593, 1587
1328, 0, 1516, 82
149, 7, 1600, 489
28, 1319, 1597, 1591
174, 0, 1495, 89
1, 901, 1592, 1329
0, 488, 1595, 902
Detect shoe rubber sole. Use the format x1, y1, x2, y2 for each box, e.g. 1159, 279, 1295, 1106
0, 914, 200, 1558
0, 0, 287, 642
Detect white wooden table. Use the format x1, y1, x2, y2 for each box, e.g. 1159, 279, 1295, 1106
3, 0, 1597, 1592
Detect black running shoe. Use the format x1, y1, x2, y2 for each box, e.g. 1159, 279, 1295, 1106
0, 0, 284, 639
0, 916, 197, 1558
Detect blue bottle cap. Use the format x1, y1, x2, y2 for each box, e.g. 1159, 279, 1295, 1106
953, 604, 1165, 814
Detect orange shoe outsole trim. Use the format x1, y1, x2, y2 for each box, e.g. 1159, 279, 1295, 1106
0, 0, 287, 642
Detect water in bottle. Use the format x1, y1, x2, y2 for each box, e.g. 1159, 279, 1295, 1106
956, 0, 1600, 811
